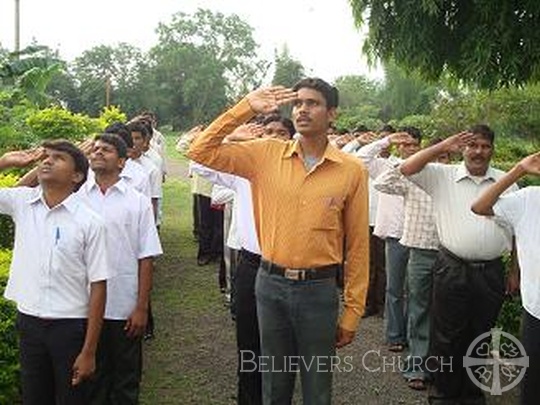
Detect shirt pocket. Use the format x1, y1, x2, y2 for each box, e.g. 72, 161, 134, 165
310, 197, 343, 231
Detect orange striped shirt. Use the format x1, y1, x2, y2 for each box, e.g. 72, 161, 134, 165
188, 98, 369, 332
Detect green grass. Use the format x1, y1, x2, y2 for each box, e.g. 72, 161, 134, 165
139, 176, 237, 404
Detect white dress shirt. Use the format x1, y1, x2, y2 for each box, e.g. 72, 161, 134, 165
79, 178, 163, 320
211, 184, 240, 250
120, 159, 152, 199
408, 162, 517, 260
0, 187, 109, 318
191, 163, 261, 254
493, 187, 540, 320
132, 156, 162, 199
356, 137, 404, 239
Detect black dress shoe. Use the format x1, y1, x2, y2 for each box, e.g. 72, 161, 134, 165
197, 256, 211, 266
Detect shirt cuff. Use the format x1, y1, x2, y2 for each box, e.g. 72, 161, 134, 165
340, 307, 361, 332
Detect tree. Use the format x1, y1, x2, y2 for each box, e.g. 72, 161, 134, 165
145, 8, 268, 128
349, 0, 540, 88
271, 46, 305, 88
70, 43, 146, 116
379, 62, 439, 121
155, 8, 268, 99
333, 74, 383, 130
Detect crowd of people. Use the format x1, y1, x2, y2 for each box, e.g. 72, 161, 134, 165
0, 77, 539, 405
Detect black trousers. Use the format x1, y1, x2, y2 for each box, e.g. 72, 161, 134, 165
428, 248, 505, 404
521, 310, 540, 405
16, 312, 91, 405
196, 194, 224, 262
365, 227, 386, 315
90, 320, 142, 405
235, 249, 262, 405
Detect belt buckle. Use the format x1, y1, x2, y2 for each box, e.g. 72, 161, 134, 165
284, 268, 304, 281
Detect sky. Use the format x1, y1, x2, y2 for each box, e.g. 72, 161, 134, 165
0, 0, 384, 83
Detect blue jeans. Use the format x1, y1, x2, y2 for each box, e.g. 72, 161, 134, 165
255, 267, 339, 405
384, 238, 409, 345
403, 248, 437, 380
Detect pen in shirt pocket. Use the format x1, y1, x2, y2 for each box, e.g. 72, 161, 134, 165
55, 227, 60, 245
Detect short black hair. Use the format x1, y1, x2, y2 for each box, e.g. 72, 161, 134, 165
399, 126, 422, 143
94, 133, 128, 159
104, 122, 133, 148
469, 124, 495, 144
41, 140, 88, 191
292, 77, 339, 109
127, 120, 149, 139
262, 114, 296, 138
380, 124, 395, 133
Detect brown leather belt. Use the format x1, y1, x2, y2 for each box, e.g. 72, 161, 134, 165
260, 259, 339, 281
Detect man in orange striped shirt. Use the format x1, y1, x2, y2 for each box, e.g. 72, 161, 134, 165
188, 78, 369, 405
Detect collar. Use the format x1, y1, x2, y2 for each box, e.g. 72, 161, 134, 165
85, 176, 128, 194
27, 187, 80, 213
283, 139, 343, 164
455, 162, 497, 183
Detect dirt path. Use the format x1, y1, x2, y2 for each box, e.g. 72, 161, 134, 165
139, 157, 519, 404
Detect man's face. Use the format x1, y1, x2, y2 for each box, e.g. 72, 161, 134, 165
38, 148, 82, 188
89, 140, 124, 175
292, 88, 336, 137
463, 134, 493, 175
262, 121, 291, 141
397, 138, 421, 159
131, 131, 145, 158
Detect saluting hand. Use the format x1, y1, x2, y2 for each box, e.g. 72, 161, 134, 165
246, 86, 297, 114
388, 132, 415, 145
440, 131, 476, 153
517, 151, 540, 176
0, 148, 44, 168
226, 123, 265, 142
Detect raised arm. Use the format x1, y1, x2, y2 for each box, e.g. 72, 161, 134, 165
187, 86, 297, 178
472, 152, 540, 216
0, 148, 44, 171
400, 131, 474, 176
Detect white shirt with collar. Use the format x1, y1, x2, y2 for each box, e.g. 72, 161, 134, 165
356, 137, 404, 239
408, 162, 518, 260
493, 187, 540, 320
78, 178, 163, 320
132, 155, 162, 199
191, 163, 261, 254
0, 187, 110, 318
120, 159, 152, 199
211, 184, 241, 250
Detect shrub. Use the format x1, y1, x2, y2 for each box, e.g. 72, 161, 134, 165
97, 105, 127, 129
26, 107, 101, 142
0, 249, 19, 404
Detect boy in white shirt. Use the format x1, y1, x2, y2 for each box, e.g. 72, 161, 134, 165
0, 141, 109, 405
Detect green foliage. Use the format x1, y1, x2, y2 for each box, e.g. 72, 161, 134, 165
349, 0, 540, 88
380, 62, 439, 121
271, 46, 305, 88
98, 105, 127, 129
26, 107, 100, 141
0, 175, 18, 249
0, 249, 19, 404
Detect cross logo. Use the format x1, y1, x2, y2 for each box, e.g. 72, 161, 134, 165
463, 328, 529, 395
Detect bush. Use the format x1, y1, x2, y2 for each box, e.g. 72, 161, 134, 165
97, 105, 127, 129
0, 174, 18, 249
26, 107, 101, 142
0, 249, 19, 404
